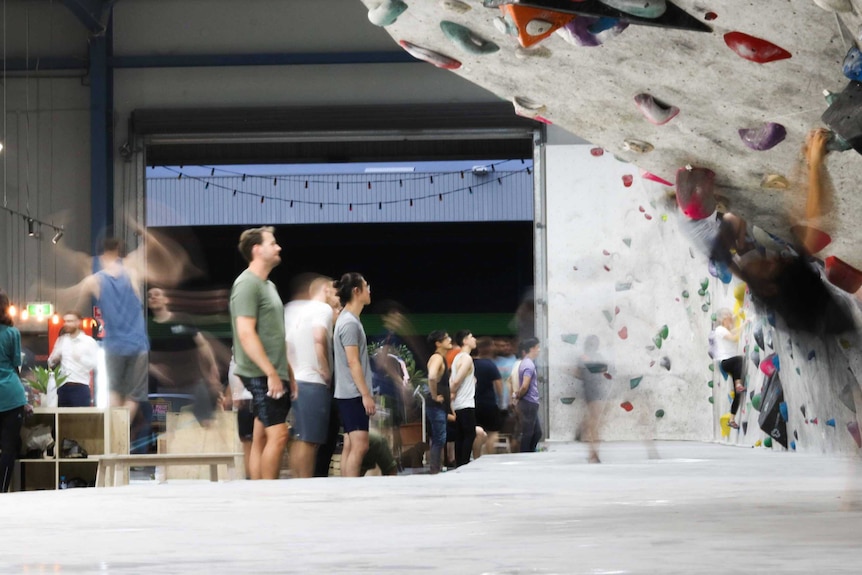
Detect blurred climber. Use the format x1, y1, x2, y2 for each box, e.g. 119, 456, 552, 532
574, 335, 608, 463
713, 308, 745, 429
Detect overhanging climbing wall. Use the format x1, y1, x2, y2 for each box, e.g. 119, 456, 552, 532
545, 145, 714, 441
362, 0, 862, 277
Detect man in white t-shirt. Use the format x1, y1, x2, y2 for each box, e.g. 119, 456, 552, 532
285, 275, 339, 478
450, 330, 477, 468
714, 308, 744, 428
48, 312, 100, 407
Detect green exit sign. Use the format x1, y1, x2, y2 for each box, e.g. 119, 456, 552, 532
26, 302, 53, 316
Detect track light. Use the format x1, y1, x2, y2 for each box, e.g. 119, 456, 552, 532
0, 141, 4, 152
52, 230, 64, 244
27, 219, 38, 237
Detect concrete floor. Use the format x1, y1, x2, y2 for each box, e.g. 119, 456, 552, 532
3, 441, 862, 574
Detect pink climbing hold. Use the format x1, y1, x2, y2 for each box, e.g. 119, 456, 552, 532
398, 40, 461, 69
618, 326, 628, 340
638, 205, 646, 213
848, 422, 862, 448
641, 171, 674, 186
634, 93, 680, 125
603, 372, 613, 380
760, 357, 776, 377
615, 306, 620, 315
590, 147, 604, 157
723, 32, 791, 64
811, 417, 819, 425
649, 360, 656, 367
622, 174, 634, 187
603, 249, 611, 256
620, 401, 633, 412
676, 166, 717, 220
644, 214, 653, 220
604, 264, 612, 272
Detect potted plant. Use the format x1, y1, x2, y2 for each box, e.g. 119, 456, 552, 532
24, 366, 69, 407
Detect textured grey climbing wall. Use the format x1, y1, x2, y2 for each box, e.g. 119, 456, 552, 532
362, 0, 862, 273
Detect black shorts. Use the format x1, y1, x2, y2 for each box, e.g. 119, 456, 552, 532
720, 356, 744, 381
336, 397, 369, 433
236, 404, 254, 441
475, 404, 502, 432
240, 376, 291, 428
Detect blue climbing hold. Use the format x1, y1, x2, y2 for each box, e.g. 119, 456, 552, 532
708, 258, 732, 284
826, 418, 836, 427
843, 46, 862, 82
772, 354, 780, 372
767, 311, 776, 327
718, 363, 728, 380
790, 440, 796, 450
779, 402, 788, 422
807, 350, 816, 361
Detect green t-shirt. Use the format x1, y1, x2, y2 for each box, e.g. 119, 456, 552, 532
230, 269, 288, 380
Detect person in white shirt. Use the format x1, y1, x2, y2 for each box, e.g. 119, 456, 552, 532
285, 275, 339, 478
450, 330, 477, 468
714, 308, 744, 428
48, 312, 100, 407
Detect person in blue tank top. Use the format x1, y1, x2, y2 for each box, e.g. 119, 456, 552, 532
77, 237, 151, 430
0, 290, 28, 492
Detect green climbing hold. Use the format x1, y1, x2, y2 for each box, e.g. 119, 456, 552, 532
708, 396, 714, 404
708, 364, 715, 372
655, 409, 665, 418
603, 310, 614, 324
659, 325, 669, 340
710, 313, 717, 322
653, 335, 663, 349
697, 288, 706, 297
701, 304, 709, 312
623, 237, 632, 247
682, 290, 690, 298
708, 381, 714, 388
700, 278, 709, 291
795, 367, 801, 375
561, 334, 579, 345
630, 376, 643, 389
764, 437, 773, 448
560, 397, 575, 405
661, 214, 668, 221
751, 394, 762, 411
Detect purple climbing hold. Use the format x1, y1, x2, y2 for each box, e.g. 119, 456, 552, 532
738, 122, 787, 151
558, 17, 601, 47
634, 93, 680, 126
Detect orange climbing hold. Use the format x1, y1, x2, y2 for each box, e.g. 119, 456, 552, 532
499, 5, 574, 48
825, 256, 862, 293
723, 31, 791, 64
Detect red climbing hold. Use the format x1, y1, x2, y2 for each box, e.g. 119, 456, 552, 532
811, 417, 819, 425
704, 11, 718, 20
825, 255, 862, 293
676, 166, 717, 220
590, 147, 604, 157
848, 422, 862, 448
790, 225, 831, 254
620, 401, 633, 411
638, 205, 646, 213
723, 32, 791, 64
641, 171, 674, 186
622, 174, 634, 187
644, 214, 653, 220
603, 372, 613, 380
618, 326, 628, 340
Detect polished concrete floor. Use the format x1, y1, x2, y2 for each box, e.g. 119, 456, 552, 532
3, 441, 862, 574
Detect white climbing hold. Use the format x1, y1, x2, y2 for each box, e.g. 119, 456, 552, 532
441, 0, 472, 14
367, 0, 407, 27
812, 0, 852, 12
599, 0, 667, 18
525, 19, 554, 37
623, 139, 654, 153
516, 46, 552, 59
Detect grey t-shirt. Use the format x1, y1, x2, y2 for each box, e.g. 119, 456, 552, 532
333, 311, 372, 400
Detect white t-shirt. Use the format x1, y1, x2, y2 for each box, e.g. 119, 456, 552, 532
47, 332, 100, 385
286, 300, 334, 385
450, 352, 476, 410
714, 325, 739, 361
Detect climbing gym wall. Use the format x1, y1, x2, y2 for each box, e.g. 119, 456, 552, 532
545, 145, 715, 442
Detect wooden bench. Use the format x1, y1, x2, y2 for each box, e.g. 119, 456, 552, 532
96, 453, 241, 487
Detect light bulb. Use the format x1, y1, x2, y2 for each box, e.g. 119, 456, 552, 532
20, 309, 29, 321
51, 314, 60, 325
7, 305, 16, 318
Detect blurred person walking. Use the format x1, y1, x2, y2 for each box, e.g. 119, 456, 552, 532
0, 291, 27, 492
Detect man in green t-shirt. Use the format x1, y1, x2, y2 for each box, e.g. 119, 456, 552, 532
230, 226, 295, 480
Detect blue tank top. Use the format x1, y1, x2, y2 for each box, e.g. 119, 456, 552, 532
97, 265, 150, 355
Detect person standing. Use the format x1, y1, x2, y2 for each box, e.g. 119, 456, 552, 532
0, 290, 27, 493
48, 311, 100, 407
575, 335, 608, 463
474, 336, 503, 457
230, 227, 295, 480
332, 273, 376, 477
425, 330, 452, 474
450, 330, 477, 467
285, 275, 338, 478
515, 337, 543, 453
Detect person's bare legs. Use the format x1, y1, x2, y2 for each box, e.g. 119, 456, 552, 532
289, 440, 318, 479
482, 431, 499, 456
473, 426, 488, 460
586, 401, 603, 463
340, 430, 369, 477
248, 419, 266, 480
241, 438, 252, 479
259, 423, 288, 479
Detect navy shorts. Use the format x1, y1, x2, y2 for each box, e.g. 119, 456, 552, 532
336, 397, 369, 433
240, 376, 291, 428
292, 381, 331, 444
236, 402, 254, 441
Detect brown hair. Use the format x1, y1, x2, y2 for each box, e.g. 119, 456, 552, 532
237, 226, 275, 263
0, 291, 13, 326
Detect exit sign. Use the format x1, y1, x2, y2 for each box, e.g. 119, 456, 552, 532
26, 302, 53, 316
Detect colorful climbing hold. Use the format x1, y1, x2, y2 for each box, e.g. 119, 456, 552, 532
681, 290, 689, 298
701, 304, 709, 312
603, 310, 614, 324
440, 21, 500, 55
723, 31, 792, 64
719, 413, 731, 438
560, 397, 576, 405
707, 381, 713, 388
603, 372, 613, 380
700, 277, 710, 291
367, 0, 408, 26
848, 422, 862, 448
653, 335, 662, 349
622, 237, 632, 247
811, 418, 819, 425
623, 139, 654, 154
704, 11, 718, 20
659, 325, 669, 340
618, 326, 628, 340
622, 174, 634, 187
761, 174, 789, 189
615, 281, 632, 291
827, 418, 836, 428
839, 338, 852, 350
842, 47, 862, 82
398, 40, 461, 69
764, 437, 773, 448
499, 4, 575, 48
790, 225, 832, 254
825, 255, 862, 294
441, 0, 471, 13
779, 402, 788, 422
585, 362, 609, 374
603, 264, 612, 272
738, 122, 787, 151
676, 167, 717, 220
661, 214, 668, 221
790, 440, 796, 450
660, 356, 671, 371
634, 93, 680, 125
753, 327, 764, 351
649, 360, 656, 367
742, 421, 748, 434
708, 363, 715, 372
512, 96, 551, 123
645, 214, 653, 220
641, 171, 674, 187
630, 376, 643, 389
807, 350, 816, 361
655, 409, 665, 418
615, 306, 620, 315
800, 405, 807, 418
620, 401, 634, 412
638, 205, 646, 213
751, 394, 762, 411
708, 396, 715, 404
795, 367, 800, 375
561, 333, 579, 345
760, 356, 777, 376
590, 147, 604, 157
